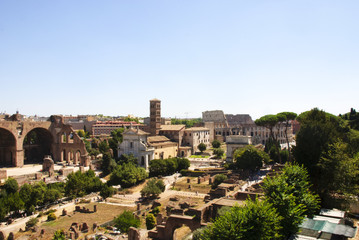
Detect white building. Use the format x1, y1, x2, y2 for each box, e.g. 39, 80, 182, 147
118, 128, 154, 170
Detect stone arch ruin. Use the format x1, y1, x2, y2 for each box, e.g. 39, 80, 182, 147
0, 114, 90, 167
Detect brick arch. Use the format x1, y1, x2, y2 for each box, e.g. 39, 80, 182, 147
0, 127, 17, 167
162, 215, 202, 240
22, 127, 54, 164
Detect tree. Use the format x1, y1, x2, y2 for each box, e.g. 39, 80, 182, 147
102, 152, 117, 175
201, 198, 282, 240
141, 178, 165, 198
65, 170, 103, 198
234, 145, 269, 171
109, 163, 147, 188
213, 148, 224, 159
262, 164, 320, 238
100, 184, 116, 199
293, 108, 347, 194
146, 213, 156, 230
212, 174, 227, 189
176, 158, 190, 171
98, 140, 110, 154
255, 114, 281, 163
276, 112, 297, 162
212, 140, 221, 148
118, 153, 137, 165
114, 210, 140, 233
3, 178, 19, 194
198, 143, 207, 153
77, 130, 86, 138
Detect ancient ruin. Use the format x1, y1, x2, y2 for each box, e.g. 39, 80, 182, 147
0, 114, 89, 167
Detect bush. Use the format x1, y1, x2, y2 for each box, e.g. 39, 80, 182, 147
213, 148, 224, 158
234, 145, 269, 171
100, 184, 116, 199
141, 179, 165, 199
149, 158, 190, 177
47, 212, 57, 221
146, 213, 156, 230
198, 143, 207, 152
180, 169, 206, 177
212, 174, 227, 189
114, 211, 140, 233
26, 217, 39, 229
212, 140, 221, 148
150, 206, 160, 216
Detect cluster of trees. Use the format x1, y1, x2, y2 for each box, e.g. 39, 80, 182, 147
0, 179, 65, 220
232, 145, 270, 171
0, 170, 115, 221
294, 108, 359, 208
255, 112, 297, 163
194, 164, 320, 239
114, 210, 140, 233
149, 158, 190, 177
109, 162, 148, 188
171, 118, 202, 128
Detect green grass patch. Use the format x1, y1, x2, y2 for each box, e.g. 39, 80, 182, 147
190, 155, 209, 158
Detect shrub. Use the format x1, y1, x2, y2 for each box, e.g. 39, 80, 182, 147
141, 179, 165, 198
212, 140, 221, 148
47, 212, 57, 221
114, 211, 140, 233
145, 213, 156, 230
26, 217, 38, 229
212, 174, 227, 189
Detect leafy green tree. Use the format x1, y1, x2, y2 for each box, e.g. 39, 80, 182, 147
212, 140, 221, 148
118, 154, 138, 165
109, 128, 124, 158
98, 140, 110, 154
52, 229, 66, 240
114, 210, 140, 233
212, 174, 227, 189
234, 145, 269, 171
100, 184, 116, 199
145, 213, 156, 230
0, 197, 9, 221
3, 178, 19, 194
65, 170, 103, 198
213, 148, 224, 159
276, 112, 297, 162
109, 163, 147, 188
141, 178, 165, 198
262, 164, 320, 238
176, 158, 190, 171
198, 143, 207, 153
255, 114, 281, 163
102, 152, 117, 175
77, 130, 86, 138
201, 199, 282, 240
318, 141, 359, 207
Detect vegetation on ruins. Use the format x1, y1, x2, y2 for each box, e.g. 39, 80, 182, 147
114, 210, 140, 233
145, 213, 156, 230
52, 229, 66, 240
149, 158, 190, 177
171, 118, 202, 128
140, 178, 165, 198
211, 174, 227, 189
198, 164, 319, 240
233, 145, 270, 171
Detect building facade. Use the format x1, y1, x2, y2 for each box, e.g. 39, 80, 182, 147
92, 121, 141, 136
149, 99, 161, 136
182, 127, 211, 153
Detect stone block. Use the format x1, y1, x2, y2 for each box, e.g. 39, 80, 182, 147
60, 168, 73, 177
79, 166, 85, 173
0, 170, 7, 180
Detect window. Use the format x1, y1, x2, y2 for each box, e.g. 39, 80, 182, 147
130, 142, 133, 148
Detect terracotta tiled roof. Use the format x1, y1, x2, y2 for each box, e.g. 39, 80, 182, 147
147, 136, 170, 143
123, 128, 150, 135
184, 127, 209, 131
160, 125, 185, 131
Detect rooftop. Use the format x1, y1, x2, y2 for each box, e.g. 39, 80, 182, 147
160, 125, 186, 131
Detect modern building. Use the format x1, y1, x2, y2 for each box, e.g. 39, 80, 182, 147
92, 121, 141, 136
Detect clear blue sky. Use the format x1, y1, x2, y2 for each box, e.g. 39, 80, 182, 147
1, 1, 358, 120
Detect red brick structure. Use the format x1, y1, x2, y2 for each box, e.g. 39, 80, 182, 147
0, 114, 89, 167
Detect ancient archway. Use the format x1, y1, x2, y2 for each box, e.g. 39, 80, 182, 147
23, 128, 53, 164
0, 128, 16, 167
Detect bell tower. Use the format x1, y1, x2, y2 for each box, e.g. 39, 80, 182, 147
149, 99, 161, 136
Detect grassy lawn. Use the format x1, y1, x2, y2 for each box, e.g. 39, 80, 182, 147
190, 155, 210, 158
18, 202, 136, 240
173, 177, 212, 194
